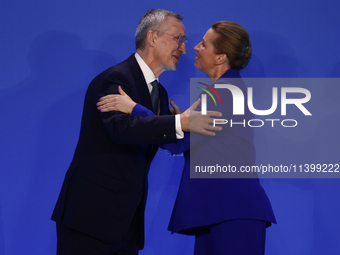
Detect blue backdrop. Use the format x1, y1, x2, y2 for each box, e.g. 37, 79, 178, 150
1, 0, 340, 254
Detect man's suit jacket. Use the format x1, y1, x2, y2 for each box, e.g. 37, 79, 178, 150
132, 70, 276, 236
51, 54, 177, 247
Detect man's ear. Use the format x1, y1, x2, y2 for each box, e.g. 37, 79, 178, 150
146, 30, 157, 47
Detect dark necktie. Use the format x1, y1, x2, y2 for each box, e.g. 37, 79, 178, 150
150, 80, 160, 114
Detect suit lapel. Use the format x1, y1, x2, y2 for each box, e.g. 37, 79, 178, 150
126, 54, 153, 111
126, 54, 170, 116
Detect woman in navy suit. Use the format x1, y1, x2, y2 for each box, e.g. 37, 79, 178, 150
98, 21, 276, 255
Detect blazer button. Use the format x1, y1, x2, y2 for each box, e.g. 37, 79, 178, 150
162, 134, 167, 138
138, 189, 143, 194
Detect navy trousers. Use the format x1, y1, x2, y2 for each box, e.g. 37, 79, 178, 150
56, 209, 141, 255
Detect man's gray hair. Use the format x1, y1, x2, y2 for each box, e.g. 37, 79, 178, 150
135, 9, 183, 50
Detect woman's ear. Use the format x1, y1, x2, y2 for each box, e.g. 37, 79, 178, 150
216, 54, 227, 65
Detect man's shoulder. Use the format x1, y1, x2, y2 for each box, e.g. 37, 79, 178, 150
90, 54, 138, 85
102, 54, 136, 76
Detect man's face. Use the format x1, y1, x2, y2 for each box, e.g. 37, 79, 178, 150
153, 17, 187, 72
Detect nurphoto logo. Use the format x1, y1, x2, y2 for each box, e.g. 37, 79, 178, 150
197, 82, 312, 128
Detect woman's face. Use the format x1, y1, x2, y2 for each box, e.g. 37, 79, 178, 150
194, 28, 219, 76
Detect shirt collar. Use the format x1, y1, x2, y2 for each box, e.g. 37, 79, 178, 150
134, 52, 158, 85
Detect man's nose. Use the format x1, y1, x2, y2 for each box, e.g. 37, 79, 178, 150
179, 41, 187, 54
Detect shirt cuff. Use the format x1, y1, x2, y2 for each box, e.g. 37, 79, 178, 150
175, 114, 184, 139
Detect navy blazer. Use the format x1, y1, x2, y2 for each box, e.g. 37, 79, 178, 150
132, 69, 276, 235
51, 54, 177, 247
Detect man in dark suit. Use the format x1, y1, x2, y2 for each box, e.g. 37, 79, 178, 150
51, 9, 220, 255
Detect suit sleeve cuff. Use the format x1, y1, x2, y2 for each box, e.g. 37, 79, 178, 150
131, 103, 154, 117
